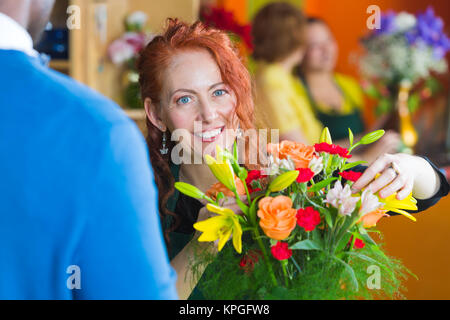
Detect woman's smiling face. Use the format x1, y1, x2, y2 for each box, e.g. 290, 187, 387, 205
146, 48, 239, 160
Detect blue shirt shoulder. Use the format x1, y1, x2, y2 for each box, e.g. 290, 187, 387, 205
0, 50, 177, 299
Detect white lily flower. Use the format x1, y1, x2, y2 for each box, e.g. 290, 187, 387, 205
325, 180, 360, 216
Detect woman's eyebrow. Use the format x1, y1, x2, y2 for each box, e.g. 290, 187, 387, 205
209, 82, 225, 90
170, 82, 225, 97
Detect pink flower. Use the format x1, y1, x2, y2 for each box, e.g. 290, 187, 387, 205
108, 39, 135, 65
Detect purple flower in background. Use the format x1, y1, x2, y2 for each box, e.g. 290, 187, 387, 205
406, 7, 450, 59
375, 10, 397, 35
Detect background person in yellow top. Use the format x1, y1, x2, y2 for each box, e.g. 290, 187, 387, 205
295, 16, 402, 162
252, 2, 323, 145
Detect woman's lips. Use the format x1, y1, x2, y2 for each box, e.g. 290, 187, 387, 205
193, 126, 225, 142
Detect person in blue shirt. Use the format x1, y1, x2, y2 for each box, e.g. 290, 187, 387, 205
0, 0, 177, 299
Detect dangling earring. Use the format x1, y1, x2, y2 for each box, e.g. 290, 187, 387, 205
236, 123, 243, 139
160, 131, 169, 155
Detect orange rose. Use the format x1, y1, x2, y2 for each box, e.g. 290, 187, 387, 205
206, 177, 246, 200
357, 208, 390, 228
257, 195, 297, 240
267, 141, 315, 169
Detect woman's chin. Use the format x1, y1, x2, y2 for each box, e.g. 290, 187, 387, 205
192, 128, 236, 160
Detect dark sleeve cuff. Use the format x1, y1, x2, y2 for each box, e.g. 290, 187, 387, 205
411, 156, 450, 213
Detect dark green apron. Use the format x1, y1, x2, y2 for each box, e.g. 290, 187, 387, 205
165, 163, 205, 300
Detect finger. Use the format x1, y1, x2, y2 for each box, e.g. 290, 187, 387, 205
396, 177, 414, 200
352, 154, 393, 192
366, 168, 397, 194
379, 173, 408, 198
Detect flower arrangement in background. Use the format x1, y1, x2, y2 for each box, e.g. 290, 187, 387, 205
108, 11, 154, 109
175, 128, 417, 299
200, 6, 253, 53
360, 7, 449, 116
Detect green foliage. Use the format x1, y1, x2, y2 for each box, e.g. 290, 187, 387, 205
189, 237, 411, 300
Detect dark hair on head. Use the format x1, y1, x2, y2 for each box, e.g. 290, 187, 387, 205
306, 16, 328, 25
136, 18, 255, 249
251, 2, 306, 63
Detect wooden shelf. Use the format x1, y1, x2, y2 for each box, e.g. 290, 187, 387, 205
49, 59, 70, 70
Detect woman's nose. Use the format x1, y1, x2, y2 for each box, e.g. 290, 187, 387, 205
197, 98, 218, 122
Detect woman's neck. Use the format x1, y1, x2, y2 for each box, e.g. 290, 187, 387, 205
304, 71, 334, 85
179, 163, 218, 193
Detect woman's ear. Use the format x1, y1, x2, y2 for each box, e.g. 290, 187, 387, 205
144, 97, 167, 132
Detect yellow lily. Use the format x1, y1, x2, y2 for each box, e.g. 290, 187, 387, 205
204, 145, 236, 193
193, 203, 243, 253
379, 192, 418, 222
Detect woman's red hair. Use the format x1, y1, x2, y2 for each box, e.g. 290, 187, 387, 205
136, 18, 254, 247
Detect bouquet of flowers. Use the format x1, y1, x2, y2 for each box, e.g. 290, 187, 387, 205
175, 128, 418, 299
360, 7, 449, 116
108, 11, 154, 109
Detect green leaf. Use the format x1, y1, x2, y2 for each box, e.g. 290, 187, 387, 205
308, 177, 337, 193
357, 224, 377, 246
319, 208, 333, 228
311, 228, 323, 248
341, 161, 367, 171
376, 98, 392, 115
335, 231, 352, 253
216, 192, 225, 203
290, 239, 322, 251
407, 93, 420, 113
332, 256, 358, 291
364, 83, 381, 99
235, 196, 249, 216
359, 130, 385, 145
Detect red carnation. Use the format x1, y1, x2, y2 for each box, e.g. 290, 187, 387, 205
296, 168, 315, 183
296, 207, 321, 232
314, 143, 352, 159
270, 241, 292, 260
245, 170, 266, 193
314, 142, 332, 153
339, 170, 363, 182
349, 236, 365, 249
239, 249, 262, 273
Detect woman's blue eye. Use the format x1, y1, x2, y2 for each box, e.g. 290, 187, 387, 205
177, 96, 192, 104
213, 89, 226, 97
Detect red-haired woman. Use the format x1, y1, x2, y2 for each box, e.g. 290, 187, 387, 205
137, 18, 448, 299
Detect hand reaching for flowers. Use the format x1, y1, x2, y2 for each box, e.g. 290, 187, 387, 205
351, 153, 441, 200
